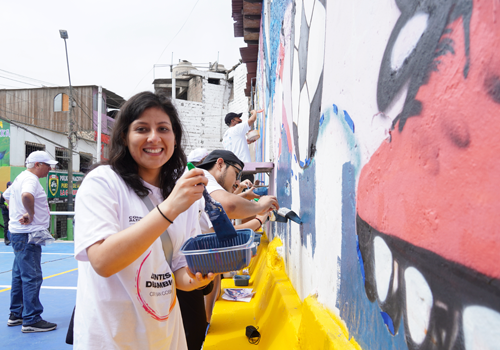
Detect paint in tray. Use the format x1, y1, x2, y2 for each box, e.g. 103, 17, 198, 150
180, 229, 255, 275
187, 162, 237, 241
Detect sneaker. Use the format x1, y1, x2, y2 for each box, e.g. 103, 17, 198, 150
7, 313, 22, 326
21, 320, 57, 333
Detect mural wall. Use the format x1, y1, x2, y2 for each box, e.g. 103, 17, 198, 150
256, 0, 500, 349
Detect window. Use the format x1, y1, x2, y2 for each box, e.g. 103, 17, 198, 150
55, 147, 69, 170
208, 78, 220, 85
54, 93, 69, 112
25, 142, 45, 163
79, 152, 93, 173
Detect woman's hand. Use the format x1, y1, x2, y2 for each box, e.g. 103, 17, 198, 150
174, 266, 218, 291
160, 169, 207, 220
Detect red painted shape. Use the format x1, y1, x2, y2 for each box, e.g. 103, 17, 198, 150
94, 131, 110, 144
357, 2, 500, 278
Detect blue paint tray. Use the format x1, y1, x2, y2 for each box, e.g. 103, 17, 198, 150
180, 229, 254, 275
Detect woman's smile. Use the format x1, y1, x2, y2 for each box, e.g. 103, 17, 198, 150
126, 107, 176, 184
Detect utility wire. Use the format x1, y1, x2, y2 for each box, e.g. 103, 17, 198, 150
0, 113, 90, 157
0, 69, 58, 87
129, 0, 202, 96
0, 75, 41, 87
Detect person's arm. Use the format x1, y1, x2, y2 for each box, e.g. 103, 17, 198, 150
238, 188, 260, 200
234, 213, 268, 231
210, 190, 278, 219
20, 192, 35, 225
247, 109, 264, 127
233, 179, 252, 195
86, 169, 207, 278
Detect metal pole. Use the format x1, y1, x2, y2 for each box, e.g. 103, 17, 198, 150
172, 74, 176, 101
97, 86, 102, 161
63, 38, 74, 213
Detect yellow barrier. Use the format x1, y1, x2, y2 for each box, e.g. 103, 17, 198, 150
204, 233, 361, 350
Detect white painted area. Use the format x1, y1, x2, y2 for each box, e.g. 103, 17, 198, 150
374, 236, 393, 302
405, 267, 433, 344
392, 260, 399, 292
294, 0, 303, 48
292, 51, 301, 127
303, 0, 315, 27
463, 306, 500, 350
390, 12, 429, 71
322, 0, 400, 169
298, 83, 311, 159
306, 1, 326, 101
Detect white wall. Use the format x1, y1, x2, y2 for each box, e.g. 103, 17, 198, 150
10, 123, 97, 172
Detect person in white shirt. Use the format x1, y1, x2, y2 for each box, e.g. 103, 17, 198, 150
197, 150, 278, 221
222, 109, 263, 164
4, 151, 58, 333
73, 91, 215, 350
186, 148, 209, 166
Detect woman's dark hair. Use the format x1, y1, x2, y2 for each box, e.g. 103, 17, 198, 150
106, 91, 186, 199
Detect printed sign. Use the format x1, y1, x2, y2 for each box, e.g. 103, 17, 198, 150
0, 121, 10, 167
47, 171, 84, 202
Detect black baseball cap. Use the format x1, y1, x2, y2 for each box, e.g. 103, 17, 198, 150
196, 150, 244, 170
224, 112, 243, 126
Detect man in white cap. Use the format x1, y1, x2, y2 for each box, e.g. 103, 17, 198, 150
3, 151, 58, 333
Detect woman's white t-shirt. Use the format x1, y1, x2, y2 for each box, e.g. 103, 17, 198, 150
74, 165, 199, 350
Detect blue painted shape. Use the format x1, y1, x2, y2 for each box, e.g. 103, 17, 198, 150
291, 169, 294, 176
319, 114, 324, 126
380, 312, 396, 335
272, 126, 293, 255
299, 161, 304, 167
343, 110, 355, 133
295, 175, 297, 181
294, 154, 297, 163
333, 104, 338, 114
356, 235, 365, 283
336, 162, 408, 350
298, 160, 316, 256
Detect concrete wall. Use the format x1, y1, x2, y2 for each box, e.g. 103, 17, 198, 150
256, 1, 500, 349
228, 63, 250, 115
177, 65, 250, 155
9, 123, 97, 172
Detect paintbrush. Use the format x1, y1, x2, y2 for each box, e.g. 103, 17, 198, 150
187, 162, 238, 241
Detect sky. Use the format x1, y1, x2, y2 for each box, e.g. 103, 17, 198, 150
0, 0, 245, 100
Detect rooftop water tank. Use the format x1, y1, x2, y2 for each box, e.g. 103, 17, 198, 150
173, 60, 193, 80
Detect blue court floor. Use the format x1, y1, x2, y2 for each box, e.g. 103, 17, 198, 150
0, 240, 77, 349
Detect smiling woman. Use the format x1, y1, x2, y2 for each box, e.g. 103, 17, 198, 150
73, 91, 215, 350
